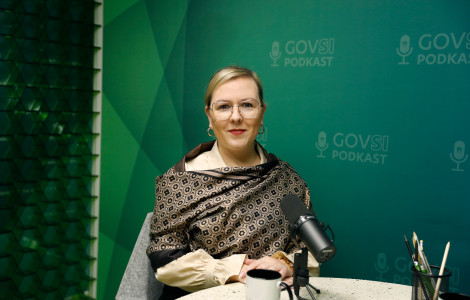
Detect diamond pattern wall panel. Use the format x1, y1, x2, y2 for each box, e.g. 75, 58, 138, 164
0, 0, 100, 298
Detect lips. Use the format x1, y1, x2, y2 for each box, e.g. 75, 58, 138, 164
228, 129, 246, 135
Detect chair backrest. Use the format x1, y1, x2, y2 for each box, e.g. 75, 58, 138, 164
116, 212, 163, 299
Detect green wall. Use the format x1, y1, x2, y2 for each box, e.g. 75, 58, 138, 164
99, 0, 470, 298
1, 1, 99, 298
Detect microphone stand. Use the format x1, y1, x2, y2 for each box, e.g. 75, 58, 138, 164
292, 248, 320, 300
288, 224, 320, 300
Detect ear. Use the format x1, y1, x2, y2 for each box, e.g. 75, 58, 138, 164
205, 106, 214, 129
260, 103, 267, 126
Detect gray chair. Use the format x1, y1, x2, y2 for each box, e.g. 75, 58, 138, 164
116, 212, 163, 299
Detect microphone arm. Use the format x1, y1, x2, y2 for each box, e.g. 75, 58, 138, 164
291, 248, 321, 300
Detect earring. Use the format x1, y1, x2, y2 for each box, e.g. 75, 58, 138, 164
258, 125, 265, 135
207, 127, 215, 137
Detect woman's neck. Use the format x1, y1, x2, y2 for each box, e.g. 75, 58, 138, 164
218, 143, 260, 167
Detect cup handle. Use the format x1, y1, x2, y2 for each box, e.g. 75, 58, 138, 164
279, 282, 293, 300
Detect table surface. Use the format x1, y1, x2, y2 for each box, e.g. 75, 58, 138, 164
178, 277, 412, 300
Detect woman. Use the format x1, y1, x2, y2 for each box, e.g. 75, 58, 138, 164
147, 66, 319, 299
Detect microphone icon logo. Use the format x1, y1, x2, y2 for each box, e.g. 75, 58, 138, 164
374, 252, 389, 281
450, 140, 468, 172
396, 35, 413, 65
269, 41, 281, 67
315, 131, 329, 158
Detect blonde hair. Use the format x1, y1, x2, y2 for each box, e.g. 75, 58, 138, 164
205, 66, 264, 107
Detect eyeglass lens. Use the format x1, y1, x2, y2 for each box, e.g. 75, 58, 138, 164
211, 100, 260, 120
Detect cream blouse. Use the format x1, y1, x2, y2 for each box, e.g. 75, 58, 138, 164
185, 140, 267, 171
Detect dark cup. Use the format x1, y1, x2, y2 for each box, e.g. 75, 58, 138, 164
411, 265, 452, 300
440, 293, 470, 300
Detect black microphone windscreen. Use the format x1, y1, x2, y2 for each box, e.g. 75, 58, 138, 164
280, 194, 312, 224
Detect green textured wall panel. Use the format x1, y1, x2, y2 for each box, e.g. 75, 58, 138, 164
1, 0, 100, 298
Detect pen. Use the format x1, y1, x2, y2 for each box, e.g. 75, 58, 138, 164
405, 234, 430, 300
404, 235, 421, 271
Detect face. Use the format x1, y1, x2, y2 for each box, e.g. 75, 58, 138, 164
205, 77, 266, 156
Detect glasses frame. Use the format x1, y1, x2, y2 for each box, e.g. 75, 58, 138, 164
207, 100, 263, 121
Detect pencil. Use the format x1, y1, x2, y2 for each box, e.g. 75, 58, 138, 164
413, 232, 424, 300
405, 234, 430, 300
432, 242, 450, 300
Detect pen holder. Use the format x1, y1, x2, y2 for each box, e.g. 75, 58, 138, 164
411, 265, 452, 300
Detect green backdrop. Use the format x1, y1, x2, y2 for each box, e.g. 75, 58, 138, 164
100, 0, 470, 298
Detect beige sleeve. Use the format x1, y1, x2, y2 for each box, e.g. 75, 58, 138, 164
285, 251, 320, 277
156, 249, 246, 293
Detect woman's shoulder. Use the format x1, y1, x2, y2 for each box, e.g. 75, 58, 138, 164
275, 158, 308, 182
276, 157, 297, 171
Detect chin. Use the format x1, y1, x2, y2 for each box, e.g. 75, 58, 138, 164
225, 139, 255, 152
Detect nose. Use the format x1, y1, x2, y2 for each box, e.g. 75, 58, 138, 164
230, 106, 243, 122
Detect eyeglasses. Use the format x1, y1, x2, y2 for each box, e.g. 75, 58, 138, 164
208, 99, 262, 121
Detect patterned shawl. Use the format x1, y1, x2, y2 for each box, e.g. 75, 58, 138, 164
147, 141, 311, 264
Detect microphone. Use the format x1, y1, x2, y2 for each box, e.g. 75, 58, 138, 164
374, 252, 389, 281
396, 35, 413, 64
315, 131, 328, 158
269, 41, 281, 66
450, 140, 468, 171
280, 194, 336, 263
399, 35, 411, 54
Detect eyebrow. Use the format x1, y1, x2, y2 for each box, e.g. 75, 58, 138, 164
213, 98, 258, 102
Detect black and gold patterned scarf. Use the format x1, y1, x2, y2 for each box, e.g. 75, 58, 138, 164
147, 141, 311, 268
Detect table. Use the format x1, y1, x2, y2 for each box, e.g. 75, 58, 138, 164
178, 277, 412, 300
